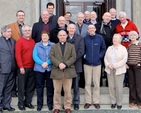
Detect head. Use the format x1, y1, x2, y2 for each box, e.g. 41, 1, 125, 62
77, 12, 84, 24
118, 11, 127, 24
22, 25, 32, 38
67, 23, 76, 36
41, 30, 49, 43
129, 31, 138, 42
84, 11, 90, 21
87, 24, 96, 35
57, 16, 66, 28
16, 10, 25, 24
109, 8, 117, 19
57, 30, 68, 43
112, 34, 122, 45
102, 12, 111, 23
64, 12, 72, 21
46, 2, 55, 15
1, 25, 12, 38
90, 11, 97, 21
41, 10, 50, 23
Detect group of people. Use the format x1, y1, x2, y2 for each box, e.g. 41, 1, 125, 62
0, 2, 141, 113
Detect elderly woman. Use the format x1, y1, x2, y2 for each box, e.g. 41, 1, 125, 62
33, 31, 54, 111
104, 34, 128, 109
126, 31, 141, 109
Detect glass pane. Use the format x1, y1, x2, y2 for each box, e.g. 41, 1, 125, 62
66, 6, 82, 23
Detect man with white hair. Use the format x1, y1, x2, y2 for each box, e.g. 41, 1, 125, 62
83, 11, 91, 25
90, 11, 98, 25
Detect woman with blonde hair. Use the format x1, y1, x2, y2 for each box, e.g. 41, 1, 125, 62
104, 34, 128, 109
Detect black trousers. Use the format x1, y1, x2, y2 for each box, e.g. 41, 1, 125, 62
128, 65, 141, 105
18, 68, 35, 106
35, 71, 53, 108
0, 72, 14, 110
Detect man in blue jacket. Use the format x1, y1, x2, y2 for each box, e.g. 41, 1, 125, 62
83, 24, 106, 109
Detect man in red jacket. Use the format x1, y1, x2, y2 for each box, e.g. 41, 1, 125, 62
15, 25, 35, 111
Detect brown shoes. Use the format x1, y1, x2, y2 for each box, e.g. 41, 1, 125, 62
84, 103, 91, 109
53, 109, 60, 113
94, 104, 100, 109
129, 103, 135, 107
65, 109, 71, 113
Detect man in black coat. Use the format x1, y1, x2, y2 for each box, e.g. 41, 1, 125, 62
67, 23, 85, 110
32, 10, 56, 43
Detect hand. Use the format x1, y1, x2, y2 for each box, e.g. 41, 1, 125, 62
126, 64, 129, 69
59, 63, 66, 70
108, 64, 114, 70
20, 68, 25, 74
42, 62, 48, 68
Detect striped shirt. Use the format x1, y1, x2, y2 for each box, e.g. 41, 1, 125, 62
127, 42, 141, 65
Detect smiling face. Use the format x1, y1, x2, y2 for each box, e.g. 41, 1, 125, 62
103, 12, 111, 23
42, 33, 49, 43
112, 34, 122, 45
87, 24, 96, 35
67, 24, 76, 36
58, 30, 67, 43
16, 11, 25, 23
129, 31, 138, 42
22, 25, 31, 38
41, 10, 50, 23
3, 28, 12, 38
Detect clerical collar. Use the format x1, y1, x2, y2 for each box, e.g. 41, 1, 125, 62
6, 38, 10, 40
60, 42, 66, 45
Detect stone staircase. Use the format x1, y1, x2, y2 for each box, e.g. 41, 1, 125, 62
9, 87, 141, 113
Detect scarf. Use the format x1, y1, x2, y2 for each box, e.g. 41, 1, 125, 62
100, 21, 112, 35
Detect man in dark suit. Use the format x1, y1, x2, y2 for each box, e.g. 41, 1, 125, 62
50, 30, 76, 113
32, 10, 56, 43
0, 25, 16, 113
64, 12, 75, 26
67, 23, 85, 110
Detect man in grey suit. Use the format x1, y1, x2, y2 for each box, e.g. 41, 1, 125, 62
75, 12, 88, 38
0, 25, 16, 113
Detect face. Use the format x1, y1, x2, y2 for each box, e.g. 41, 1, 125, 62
3, 28, 12, 38
129, 33, 137, 42
58, 16, 66, 27
119, 15, 127, 24
16, 12, 25, 23
77, 14, 84, 24
90, 11, 97, 21
109, 8, 116, 19
22, 26, 31, 38
67, 24, 76, 35
103, 12, 111, 23
64, 13, 71, 21
41, 11, 50, 23
47, 5, 54, 14
58, 30, 67, 42
42, 33, 49, 42
87, 25, 96, 35
113, 35, 121, 45
85, 12, 90, 20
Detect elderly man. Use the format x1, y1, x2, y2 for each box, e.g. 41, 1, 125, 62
83, 11, 91, 25
15, 25, 35, 111
90, 11, 99, 25
0, 25, 16, 113
32, 10, 56, 43
67, 23, 85, 110
50, 30, 76, 113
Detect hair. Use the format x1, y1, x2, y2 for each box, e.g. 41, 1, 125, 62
119, 11, 126, 17
41, 30, 50, 36
65, 12, 72, 17
46, 2, 54, 8
77, 12, 84, 17
113, 33, 122, 42
16, 10, 25, 16
129, 31, 138, 39
22, 25, 32, 31
1, 25, 11, 34
84, 11, 90, 14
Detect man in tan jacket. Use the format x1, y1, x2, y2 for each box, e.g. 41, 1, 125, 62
50, 30, 76, 113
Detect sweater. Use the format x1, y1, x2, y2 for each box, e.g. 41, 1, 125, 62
15, 37, 35, 68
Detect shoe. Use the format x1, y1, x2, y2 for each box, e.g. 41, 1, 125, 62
94, 104, 100, 109
3, 107, 15, 111
117, 105, 122, 109
11, 92, 17, 97
138, 105, 141, 109
62, 105, 64, 109
53, 109, 60, 113
111, 104, 116, 109
18, 105, 25, 110
48, 106, 53, 111
84, 103, 91, 109
25, 103, 34, 109
37, 106, 42, 111
129, 103, 135, 107
74, 104, 79, 110
65, 109, 71, 113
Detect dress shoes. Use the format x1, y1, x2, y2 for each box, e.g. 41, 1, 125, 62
48, 106, 53, 111
84, 103, 91, 109
37, 106, 42, 111
74, 104, 79, 110
111, 104, 116, 109
18, 105, 26, 110
53, 109, 60, 113
94, 104, 100, 109
65, 109, 71, 113
25, 103, 34, 109
117, 105, 122, 109
3, 107, 15, 111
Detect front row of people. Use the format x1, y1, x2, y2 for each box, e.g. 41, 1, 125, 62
0, 24, 141, 113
